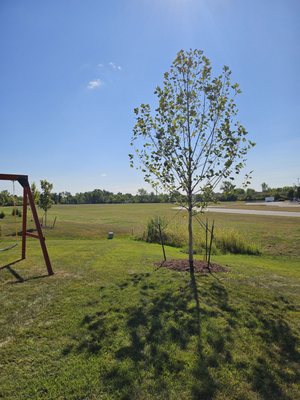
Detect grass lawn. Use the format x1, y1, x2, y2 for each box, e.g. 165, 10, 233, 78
0, 204, 300, 399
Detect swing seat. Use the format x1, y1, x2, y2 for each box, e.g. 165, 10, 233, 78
0, 243, 18, 252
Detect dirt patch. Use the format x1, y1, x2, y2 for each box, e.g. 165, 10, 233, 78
156, 259, 228, 274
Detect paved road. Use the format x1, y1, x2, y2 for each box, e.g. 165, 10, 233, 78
205, 207, 300, 218
245, 201, 300, 208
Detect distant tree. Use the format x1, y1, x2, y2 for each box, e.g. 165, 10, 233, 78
39, 180, 53, 227
58, 191, 73, 204
130, 49, 254, 272
136, 188, 148, 203
51, 192, 60, 204
221, 181, 235, 193
220, 181, 237, 201
287, 188, 295, 201
233, 187, 245, 201
245, 188, 256, 201
0, 190, 13, 206
261, 182, 269, 192
124, 193, 134, 203
114, 192, 123, 203
31, 182, 40, 204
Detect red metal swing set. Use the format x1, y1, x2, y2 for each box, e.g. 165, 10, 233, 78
0, 174, 53, 276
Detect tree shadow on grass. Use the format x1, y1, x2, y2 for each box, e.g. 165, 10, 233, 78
190, 274, 237, 400
63, 272, 300, 400
249, 297, 300, 400
64, 271, 237, 399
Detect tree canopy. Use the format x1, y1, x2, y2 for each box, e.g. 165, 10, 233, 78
130, 49, 254, 204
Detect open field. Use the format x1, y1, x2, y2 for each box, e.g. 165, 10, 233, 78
1, 203, 299, 256
1, 204, 300, 399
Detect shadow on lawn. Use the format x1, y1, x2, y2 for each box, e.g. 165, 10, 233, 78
249, 296, 300, 400
64, 272, 300, 400
0, 259, 49, 283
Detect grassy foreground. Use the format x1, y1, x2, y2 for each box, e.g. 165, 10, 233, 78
0, 204, 300, 399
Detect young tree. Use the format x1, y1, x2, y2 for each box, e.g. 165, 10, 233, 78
39, 180, 53, 227
31, 182, 40, 204
130, 49, 254, 272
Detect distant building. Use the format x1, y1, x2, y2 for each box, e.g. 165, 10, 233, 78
265, 196, 275, 202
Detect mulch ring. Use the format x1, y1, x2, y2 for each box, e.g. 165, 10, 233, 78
155, 259, 228, 274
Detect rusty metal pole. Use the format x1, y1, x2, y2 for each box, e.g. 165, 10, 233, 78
26, 185, 54, 276
22, 186, 27, 259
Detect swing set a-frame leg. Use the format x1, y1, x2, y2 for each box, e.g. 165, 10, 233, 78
0, 174, 54, 276
25, 185, 54, 276
22, 186, 27, 260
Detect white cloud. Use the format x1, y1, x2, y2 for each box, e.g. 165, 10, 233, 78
101, 173, 107, 177
97, 63, 104, 67
87, 79, 103, 90
109, 61, 122, 71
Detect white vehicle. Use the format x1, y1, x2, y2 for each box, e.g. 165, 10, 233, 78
265, 196, 275, 202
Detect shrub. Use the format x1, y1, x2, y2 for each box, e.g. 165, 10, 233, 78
139, 217, 260, 255
11, 208, 22, 217
213, 228, 260, 255
164, 223, 186, 247
0, 211, 5, 219
143, 216, 167, 244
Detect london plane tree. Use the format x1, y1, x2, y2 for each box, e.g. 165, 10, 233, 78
130, 49, 254, 272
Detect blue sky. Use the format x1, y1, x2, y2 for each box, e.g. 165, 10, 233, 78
1, 0, 299, 194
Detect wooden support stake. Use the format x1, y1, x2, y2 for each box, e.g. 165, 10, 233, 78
207, 220, 215, 271
158, 223, 167, 262
205, 218, 208, 262
52, 216, 57, 229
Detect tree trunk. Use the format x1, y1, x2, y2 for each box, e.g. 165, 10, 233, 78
188, 203, 194, 273
186, 71, 194, 274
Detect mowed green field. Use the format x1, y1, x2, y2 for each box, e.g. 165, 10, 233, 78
0, 204, 300, 399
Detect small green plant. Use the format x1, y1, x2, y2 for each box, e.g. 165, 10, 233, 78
11, 209, 22, 217
0, 211, 5, 219
144, 216, 167, 244
214, 228, 260, 255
